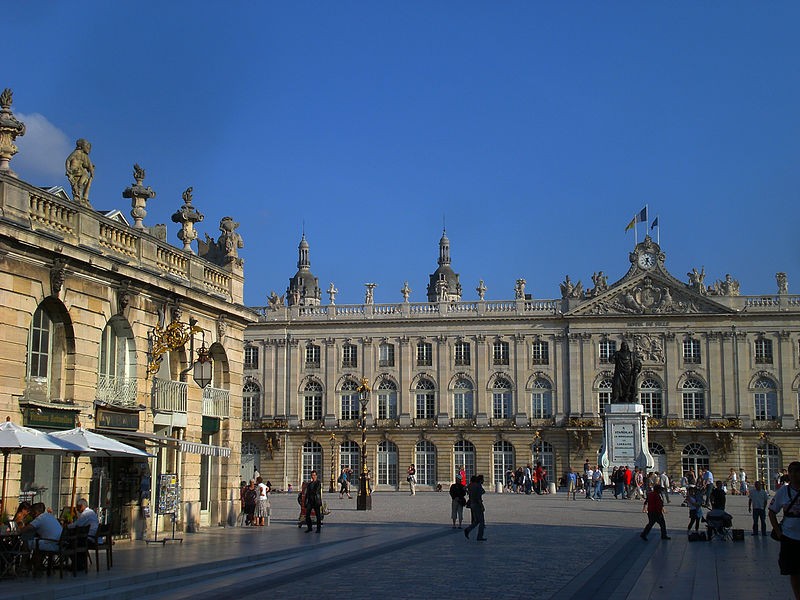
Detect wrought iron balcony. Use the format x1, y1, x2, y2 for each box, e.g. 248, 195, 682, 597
202, 386, 230, 418
96, 374, 138, 408
152, 378, 187, 413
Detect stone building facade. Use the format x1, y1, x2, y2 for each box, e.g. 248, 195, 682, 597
0, 89, 252, 534
244, 232, 800, 492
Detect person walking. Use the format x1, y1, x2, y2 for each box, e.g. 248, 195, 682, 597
449, 477, 466, 528
749, 480, 769, 536
640, 484, 671, 541
407, 464, 417, 495
243, 479, 257, 525
660, 472, 671, 503
768, 461, 800, 599
592, 467, 604, 500
566, 468, 577, 500
304, 470, 323, 532
686, 486, 702, 535
464, 475, 487, 541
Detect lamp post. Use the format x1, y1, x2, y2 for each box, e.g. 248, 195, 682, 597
356, 378, 372, 511
328, 432, 337, 493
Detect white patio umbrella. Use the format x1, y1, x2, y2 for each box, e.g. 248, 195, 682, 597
51, 426, 154, 510
0, 417, 92, 515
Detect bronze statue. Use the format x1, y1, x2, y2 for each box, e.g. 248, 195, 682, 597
65, 138, 94, 206
610, 341, 642, 403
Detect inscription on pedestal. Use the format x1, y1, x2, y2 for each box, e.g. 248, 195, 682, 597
611, 423, 635, 462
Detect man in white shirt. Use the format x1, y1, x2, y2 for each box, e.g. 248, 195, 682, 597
739, 468, 748, 496
768, 461, 800, 599
660, 472, 671, 503
702, 469, 714, 505
585, 467, 594, 499
69, 498, 99, 542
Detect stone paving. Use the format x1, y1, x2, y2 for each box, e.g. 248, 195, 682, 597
2, 489, 791, 600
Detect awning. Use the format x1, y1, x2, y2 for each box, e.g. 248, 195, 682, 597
93, 429, 231, 458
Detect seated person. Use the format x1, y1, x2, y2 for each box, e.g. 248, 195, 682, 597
11, 501, 32, 530
69, 498, 99, 543
18, 502, 62, 552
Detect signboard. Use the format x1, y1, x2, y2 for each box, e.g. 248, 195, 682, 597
23, 406, 77, 430
156, 473, 180, 515
611, 423, 636, 462
96, 408, 139, 431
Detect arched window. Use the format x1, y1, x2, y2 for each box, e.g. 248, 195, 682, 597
682, 379, 705, 419
454, 440, 476, 482
453, 378, 473, 419
681, 443, 709, 477
598, 379, 612, 414
492, 377, 512, 419
649, 442, 666, 474
531, 378, 552, 418
303, 381, 323, 421
340, 379, 359, 420
493, 441, 515, 486
339, 440, 361, 486
243, 380, 261, 422
301, 441, 322, 483
26, 303, 68, 402
754, 378, 778, 421
532, 440, 555, 480
757, 443, 782, 487
415, 378, 436, 420
415, 440, 437, 486
377, 379, 397, 420
640, 378, 663, 418
377, 440, 399, 487
98, 317, 137, 407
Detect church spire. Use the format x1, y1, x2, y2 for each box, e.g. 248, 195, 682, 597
438, 228, 451, 267
298, 233, 310, 270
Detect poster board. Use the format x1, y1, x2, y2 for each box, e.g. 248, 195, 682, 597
156, 473, 180, 515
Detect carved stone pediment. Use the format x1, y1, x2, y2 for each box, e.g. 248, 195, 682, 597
568, 273, 735, 317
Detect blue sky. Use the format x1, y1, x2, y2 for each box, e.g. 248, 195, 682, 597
5, 3, 799, 306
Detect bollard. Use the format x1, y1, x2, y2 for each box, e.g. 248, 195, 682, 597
495, 481, 503, 494
548, 482, 557, 495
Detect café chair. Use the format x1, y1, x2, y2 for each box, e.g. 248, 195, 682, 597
90, 524, 113, 571
35, 525, 90, 578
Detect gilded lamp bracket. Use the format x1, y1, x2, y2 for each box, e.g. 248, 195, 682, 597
147, 316, 204, 377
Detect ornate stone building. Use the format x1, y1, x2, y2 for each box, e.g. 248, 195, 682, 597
244, 231, 800, 492
0, 89, 251, 534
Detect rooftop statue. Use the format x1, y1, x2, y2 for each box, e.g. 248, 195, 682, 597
610, 341, 642, 404
65, 138, 94, 207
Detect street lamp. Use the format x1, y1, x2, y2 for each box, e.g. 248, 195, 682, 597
328, 432, 337, 493
356, 378, 372, 511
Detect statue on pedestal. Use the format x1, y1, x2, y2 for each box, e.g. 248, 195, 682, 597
610, 341, 642, 403
65, 138, 94, 206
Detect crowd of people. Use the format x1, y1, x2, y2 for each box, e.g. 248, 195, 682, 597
503, 462, 551, 495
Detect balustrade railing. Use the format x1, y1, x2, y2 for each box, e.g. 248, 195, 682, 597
96, 374, 138, 408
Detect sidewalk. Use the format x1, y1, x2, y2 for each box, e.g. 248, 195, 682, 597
2, 490, 789, 600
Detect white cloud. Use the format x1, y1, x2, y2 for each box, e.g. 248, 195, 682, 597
12, 112, 73, 184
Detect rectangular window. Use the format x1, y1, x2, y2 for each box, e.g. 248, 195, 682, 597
416, 393, 435, 419
342, 344, 357, 368
244, 346, 259, 369
531, 392, 552, 419
531, 341, 549, 365
341, 393, 359, 420
598, 389, 611, 414
682, 339, 700, 364
304, 395, 322, 421
305, 345, 320, 368
453, 391, 473, 419
492, 392, 511, 419
379, 343, 395, 367
755, 339, 773, 364
416, 342, 432, 366
755, 392, 778, 421
377, 392, 397, 419
682, 392, 704, 420
599, 340, 616, 363
492, 341, 509, 366
454, 342, 471, 367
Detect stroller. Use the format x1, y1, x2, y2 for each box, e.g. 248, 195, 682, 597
705, 509, 733, 541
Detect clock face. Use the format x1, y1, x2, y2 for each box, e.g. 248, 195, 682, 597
638, 252, 656, 269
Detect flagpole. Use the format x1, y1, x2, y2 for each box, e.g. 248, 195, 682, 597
635, 214, 638, 246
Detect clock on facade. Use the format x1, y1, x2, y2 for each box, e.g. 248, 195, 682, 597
638, 252, 656, 269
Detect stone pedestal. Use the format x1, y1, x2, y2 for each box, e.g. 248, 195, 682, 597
598, 403, 654, 477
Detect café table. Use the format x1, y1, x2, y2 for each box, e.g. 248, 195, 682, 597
0, 530, 30, 578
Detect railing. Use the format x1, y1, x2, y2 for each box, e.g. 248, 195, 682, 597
373, 304, 402, 315
156, 246, 189, 278
416, 358, 432, 367
98, 222, 138, 258
412, 418, 435, 427
493, 357, 509, 366
378, 359, 394, 367
489, 418, 514, 427
485, 301, 516, 312
203, 267, 231, 298
525, 300, 559, 312
29, 192, 78, 236
375, 418, 399, 428
451, 417, 476, 427
96, 374, 138, 408
305, 360, 321, 369
202, 386, 230, 418
152, 378, 187, 413
299, 306, 328, 316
